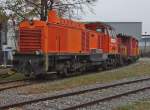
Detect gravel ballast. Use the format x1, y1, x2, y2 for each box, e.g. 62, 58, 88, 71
1, 58, 150, 109
21, 79, 150, 110
1, 75, 150, 110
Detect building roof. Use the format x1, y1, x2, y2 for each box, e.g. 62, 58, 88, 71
142, 34, 150, 36
84, 21, 142, 23
141, 35, 150, 39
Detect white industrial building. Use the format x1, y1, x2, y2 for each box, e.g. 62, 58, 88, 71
0, 22, 7, 48
139, 35, 150, 56
0, 21, 14, 66
105, 22, 142, 40
7, 19, 18, 50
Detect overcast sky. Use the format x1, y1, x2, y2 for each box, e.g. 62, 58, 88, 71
82, 0, 150, 34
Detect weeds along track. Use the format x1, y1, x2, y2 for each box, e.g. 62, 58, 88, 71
1, 76, 150, 109
0, 68, 12, 77
0, 68, 11, 74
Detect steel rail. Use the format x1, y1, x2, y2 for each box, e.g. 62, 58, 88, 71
63, 86, 150, 110
0, 83, 33, 92
0, 79, 29, 85
0, 79, 38, 92
1, 76, 150, 109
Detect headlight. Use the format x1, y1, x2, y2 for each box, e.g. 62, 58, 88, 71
35, 50, 43, 55
29, 19, 34, 25
12, 50, 16, 55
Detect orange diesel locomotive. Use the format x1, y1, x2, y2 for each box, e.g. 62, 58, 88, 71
13, 10, 139, 77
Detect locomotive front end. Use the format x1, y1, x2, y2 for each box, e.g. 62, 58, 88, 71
13, 20, 48, 77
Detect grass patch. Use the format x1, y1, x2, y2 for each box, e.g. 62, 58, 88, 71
20, 58, 150, 94
0, 72, 25, 82
115, 99, 150, 110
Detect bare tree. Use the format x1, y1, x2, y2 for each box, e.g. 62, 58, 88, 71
0, 0, 98, 21
0, 7, 8, 22
0, 0, 97, 49
38, 0, 98, 20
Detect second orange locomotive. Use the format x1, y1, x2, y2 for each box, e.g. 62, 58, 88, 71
13, 10, 139, 77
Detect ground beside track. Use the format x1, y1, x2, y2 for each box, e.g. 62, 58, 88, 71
115, 98, 150, 110
0, 65, 31, 82
18, 58, 150, 94
0, 72, 25, 82
1, 58, 150, 110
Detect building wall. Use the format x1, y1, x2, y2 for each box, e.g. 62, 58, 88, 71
105, 22, 142, 40
0, 22, 8, 65
139, 35, 150, 56
7, 20, 17, 50
0, 22, 7, 49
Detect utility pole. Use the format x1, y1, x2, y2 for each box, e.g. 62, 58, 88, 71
144, 37, 147, 55
144, 32, 147, 55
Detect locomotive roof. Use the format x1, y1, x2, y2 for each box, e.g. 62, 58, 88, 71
117, 33, 138, 40
83, 21, 114, 30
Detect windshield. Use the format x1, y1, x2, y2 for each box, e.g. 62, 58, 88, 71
108, 29, 116, 38
96, 28, 107, 34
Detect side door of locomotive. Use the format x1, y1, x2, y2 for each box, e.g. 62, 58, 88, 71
101, 28, 110, 53
56, 27, 68, 53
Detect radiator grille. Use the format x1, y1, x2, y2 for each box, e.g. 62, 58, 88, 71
20, 29, 41, 52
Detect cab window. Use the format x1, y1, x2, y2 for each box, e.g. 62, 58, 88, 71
96, 28, 107, 35
112, 30, 116, 38
108, 29, 116, 39
96, 28, 103, 32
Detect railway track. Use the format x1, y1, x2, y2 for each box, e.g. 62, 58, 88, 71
63, 86, 150, 110
0, 76, 60, 92
0, 79, 28, 85
0, 79, 35, 92
1, 76, 150, 109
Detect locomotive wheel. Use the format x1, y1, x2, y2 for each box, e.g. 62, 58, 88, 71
24, 74, 30, 77
63, 68, 71, 77
94, 66, 100, 71
102, 60, 110, 70
79, 66, 86, 73
102, 63, 108, 70
35, 74, 46, 79
79, 61, 87, 73
119, 57, 124, 66
57, 68, 71, 77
